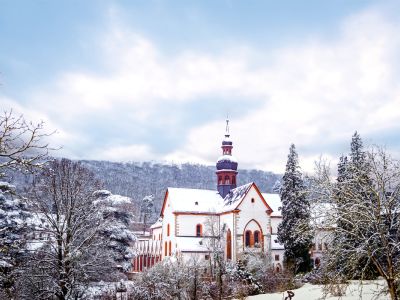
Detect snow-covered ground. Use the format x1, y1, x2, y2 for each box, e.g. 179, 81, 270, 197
248, 281, 389, 300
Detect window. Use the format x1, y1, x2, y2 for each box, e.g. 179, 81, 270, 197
232, 176, 236, 185
275, 254, 280, 261
251, 198, 255, 203
167, 224, 170, 236
245, 230, 252, 247
205, 255, 210, 260
195, 201, 198, 205
225, 175, 230, 184
169, 241, 172, 256
254, 230, 260, 245
196, 224, 202, 237
315, 257, 321, 267
218, 176, 222, 184
164, 242, 168, 256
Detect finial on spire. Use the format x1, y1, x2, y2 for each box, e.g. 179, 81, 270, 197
225, 115, 230, 137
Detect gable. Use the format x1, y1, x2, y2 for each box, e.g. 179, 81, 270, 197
235, 183, 273, 213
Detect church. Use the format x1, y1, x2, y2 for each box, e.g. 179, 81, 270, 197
132, 120, 287, 273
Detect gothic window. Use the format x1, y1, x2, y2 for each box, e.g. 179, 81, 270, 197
167, 224, 170, 236
245, 230, 252, 247
254, 230, 260, 245
196, 224, 202, 237
225, 175, 230, 184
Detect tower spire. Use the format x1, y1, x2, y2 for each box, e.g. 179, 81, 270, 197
216, 118, 238, 198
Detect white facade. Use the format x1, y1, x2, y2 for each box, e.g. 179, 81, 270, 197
141, 183, 285, 267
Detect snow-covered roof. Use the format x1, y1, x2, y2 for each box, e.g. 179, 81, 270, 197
150, 217, 163, 229
222, 183, 253, 212
163, 182, 276, 215
176, 237, 209, 252
216, 155, 238, 163
167, 187, 224, 214
271, 234, 284, 250
261, 193, 282, 217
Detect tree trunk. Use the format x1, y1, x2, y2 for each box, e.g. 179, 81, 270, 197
387, 278, 398, 300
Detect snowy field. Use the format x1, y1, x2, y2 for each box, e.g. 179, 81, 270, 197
248, 281, 390, 300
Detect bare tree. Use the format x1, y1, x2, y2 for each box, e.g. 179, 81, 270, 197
24, 159, 113, 300
0, 110, 53, 176
203, 215, 226, 300
0, 109, 53, 298
310, 147, 400, 300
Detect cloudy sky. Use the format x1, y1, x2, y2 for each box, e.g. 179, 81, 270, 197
1, 0, 400, 174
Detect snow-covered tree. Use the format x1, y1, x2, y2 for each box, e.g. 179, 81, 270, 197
24, 159, 113, 300
272, 180, 282, 193
203, 215, 226, 300
334, 132, 378, 279
0, 182, 31, 299
312, 147, 400, 300
277, 144, 312, 273
93, 190, 136, 272
0, 110, 52, 176
140, 195, 154, 234
129, 257, 194, 300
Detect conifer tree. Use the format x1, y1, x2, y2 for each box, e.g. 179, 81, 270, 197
277, 144, 312, 273
335, 132, 378, 279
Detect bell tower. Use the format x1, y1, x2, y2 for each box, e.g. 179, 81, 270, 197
216, 119, 238, 198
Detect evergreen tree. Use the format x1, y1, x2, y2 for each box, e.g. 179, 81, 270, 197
335, 132, 378, 279
0, 182, 31, 299
334, 131, 376, 278
277, 144, 312, 273
94, 190, 137, 272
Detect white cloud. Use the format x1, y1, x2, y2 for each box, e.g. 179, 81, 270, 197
3, 6, 400, 174
164, 8, 400, 173
91, 144, 156, 162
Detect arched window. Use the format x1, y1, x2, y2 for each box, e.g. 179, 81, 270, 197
196, 224, 202, 237
254, 230, 260, 245
226, 229, 232, 260
218, 176, 222, 184
232, 176, 236, 185
164, 241, 168, 256
245, 230, 252, 247
225, 175, 230, 184
167, 224, 170, 236
315, 257, 321, 267
169, 241, 172, 256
